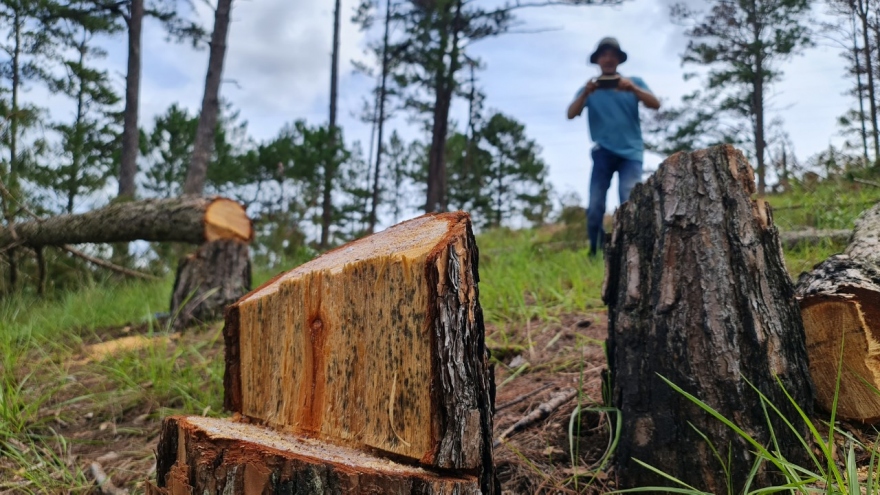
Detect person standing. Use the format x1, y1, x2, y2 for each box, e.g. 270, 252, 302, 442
567, 37, 660, 256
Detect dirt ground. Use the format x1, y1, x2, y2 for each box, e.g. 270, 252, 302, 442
0, 309, 613, 494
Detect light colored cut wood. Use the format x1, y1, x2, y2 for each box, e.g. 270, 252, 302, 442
795, 201, 880, 423
801, 295, 880, 422
204, 198, 253, 242
222, 211, 495, 490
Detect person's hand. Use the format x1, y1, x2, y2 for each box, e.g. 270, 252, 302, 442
585, 79, 599, 95
617, 77, 637, 92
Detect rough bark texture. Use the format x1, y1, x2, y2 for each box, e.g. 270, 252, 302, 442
0, 197, 252, 249
118, 0, 143, 200
170, 239, 251, 329
795, 201, 880, 422
603, 145, 814, 491
147, 416, 480, 495
223, 212, 496, 494
183, 0, 233, 196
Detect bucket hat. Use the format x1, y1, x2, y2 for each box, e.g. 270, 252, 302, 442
589, 37, 627, 64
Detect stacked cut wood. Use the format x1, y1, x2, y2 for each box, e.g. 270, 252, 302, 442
603, 145, 814, 491
795, 201, 880, 423
147, 212, 497, 494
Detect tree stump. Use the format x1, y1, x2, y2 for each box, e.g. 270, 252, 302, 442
146, 416, 480, 495
795, 201, 880, 422
151, 212, 496, 494
169, 239, 252, 330
603, 145, 814, 491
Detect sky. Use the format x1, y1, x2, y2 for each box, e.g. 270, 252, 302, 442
39, 0, 853, 222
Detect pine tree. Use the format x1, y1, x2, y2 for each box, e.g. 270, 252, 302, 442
671, 0, 813, 194
40, 23, 121, 213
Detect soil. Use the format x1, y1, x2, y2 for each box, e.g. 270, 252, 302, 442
2, 311, 614, 494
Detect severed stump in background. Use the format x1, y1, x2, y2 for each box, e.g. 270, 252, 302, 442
795, 201, 880, 423
168, 198, 254, 329
149, 212, 496, 494
169, 239, 251, 329
603, 145, 814, 491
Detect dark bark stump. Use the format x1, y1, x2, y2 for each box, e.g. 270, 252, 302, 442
222, 212, 496, 494
170, 239, 251, 330
603, 145, 814, 491
795, 201, 880, 422
145, 416, 480, 494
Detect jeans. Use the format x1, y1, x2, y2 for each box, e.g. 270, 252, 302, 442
587, 145, 643, 253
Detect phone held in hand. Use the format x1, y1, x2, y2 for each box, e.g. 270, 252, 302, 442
596, 75, 620, 89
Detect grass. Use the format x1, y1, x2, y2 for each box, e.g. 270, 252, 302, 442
765, 177, 880, 232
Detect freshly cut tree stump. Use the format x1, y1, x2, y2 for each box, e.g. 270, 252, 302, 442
145, 416, 480, 494
224, 212, 494, 490
150, 212, 495, 494
603, 145, 814, 491
0, 196, 252, 249
796, 201, 880, 422
170, 239, 251, 329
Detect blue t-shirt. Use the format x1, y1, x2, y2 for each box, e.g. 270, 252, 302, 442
575, 76, 650, 162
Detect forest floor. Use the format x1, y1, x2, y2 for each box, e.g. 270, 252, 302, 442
0, 178, 876, 494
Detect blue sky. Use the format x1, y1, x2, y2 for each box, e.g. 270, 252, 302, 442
38, 0, 851, 220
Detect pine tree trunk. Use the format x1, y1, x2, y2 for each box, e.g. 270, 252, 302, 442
603, 145, 814, 491
145, 416, 481, 494
183, 0, 233, 196
221, 212, 496, 494
795, 201, 880, 422
118, 0, 143, 200
367, 0, 392, 234
0, 197, 252, 249
320, 0, 342, 249
169, 239, 250, 329
858, 1, 880, 161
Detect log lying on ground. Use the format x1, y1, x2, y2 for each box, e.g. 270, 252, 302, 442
779, 228, 851, 250
151, 212, 496, 494
169, 239, 251, 329
146, 416, 480, 494
796, 201, 880, 423
0, 196, 252, 249
603, 145, 814, 491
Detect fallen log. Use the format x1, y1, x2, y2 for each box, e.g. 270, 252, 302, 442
603, 145, 814, 491
779, 228, 851, 250
151, 212, 496, 493
0, 196, 252, 249
796, 201, 880, 422
145, 416, 480, 494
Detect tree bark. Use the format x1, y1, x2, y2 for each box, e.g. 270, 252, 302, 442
146, 416, 481, 494
169, 239, 250, 329
795, 201, 880, 422
0, 196, 252, 249
603, 145, 814, 491
223, 211, 496, 494
320, 0, 342, 249
183, 0, 233, 196
117, 0, 143, 200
